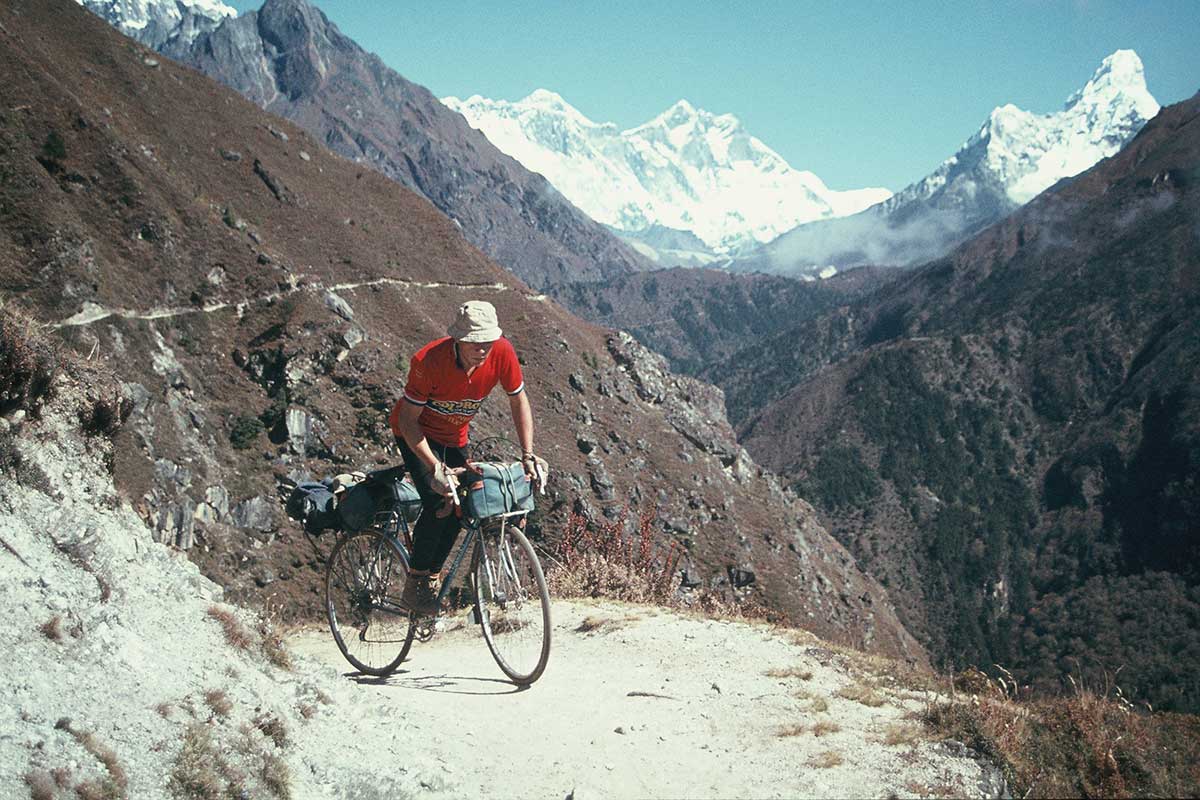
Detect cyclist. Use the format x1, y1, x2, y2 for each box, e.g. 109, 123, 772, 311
388, 300, 539, 615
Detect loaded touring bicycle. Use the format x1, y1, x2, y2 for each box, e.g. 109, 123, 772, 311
289, 454, 552, 685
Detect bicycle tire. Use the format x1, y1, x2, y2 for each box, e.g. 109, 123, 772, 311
325, 530, 415, 676
472, 523, 552, 685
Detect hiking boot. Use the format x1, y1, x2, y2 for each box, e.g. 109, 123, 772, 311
401, 573, 439, 616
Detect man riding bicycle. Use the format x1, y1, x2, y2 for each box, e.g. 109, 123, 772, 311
388, 300, 540, 616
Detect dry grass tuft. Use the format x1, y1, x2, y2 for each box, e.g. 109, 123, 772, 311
766, 666, 813, 680
207, 605, 253, 651
155, 702, 173, 718
810, 697, 829, 713
24, 771, 56, 800
170, 720, 292, 800
811, 720, 841, 737
575, 615, 630, 634
922, 681, 1200, 798
39, 615, 63, 641
776, 724, 806, 737
883, 722, 922, 747
837, 682, 886, 707
53, 718, 127, 799
168, 722, 225, 799
204, 690, 232, 719
257, 620, 292, 671
298, 704, 317, 720
808, 750, 844, 768
253, 713, 289, 750
548, 510, 771, 622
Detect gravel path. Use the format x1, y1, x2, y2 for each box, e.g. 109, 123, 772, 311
291, 600, 1003, 799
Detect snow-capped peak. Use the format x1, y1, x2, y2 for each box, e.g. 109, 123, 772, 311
892, 49, 1159, 210
442, 91, 892, 253
76, 0, 234, 47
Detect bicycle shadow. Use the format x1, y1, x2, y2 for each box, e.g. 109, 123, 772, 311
346, 670, 529, 696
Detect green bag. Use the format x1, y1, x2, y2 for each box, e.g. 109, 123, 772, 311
463, 462, 534, 519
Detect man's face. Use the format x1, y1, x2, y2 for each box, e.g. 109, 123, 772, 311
457, 339, 494, 369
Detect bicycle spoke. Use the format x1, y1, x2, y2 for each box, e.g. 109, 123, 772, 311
326, 531, 415, 676
473, 525, 551, 684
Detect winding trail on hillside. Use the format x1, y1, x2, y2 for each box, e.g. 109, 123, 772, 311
289, 600, 997, 799
51, 276, 513, 329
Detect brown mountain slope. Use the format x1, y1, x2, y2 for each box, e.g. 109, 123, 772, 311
0, 0, 920, 660
724, 94, 1200, 709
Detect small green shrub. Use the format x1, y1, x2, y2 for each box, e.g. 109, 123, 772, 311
229, 415, 264, 450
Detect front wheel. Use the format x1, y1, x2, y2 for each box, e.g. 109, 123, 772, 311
472, 523, 552, 685
325, 530, 415, 676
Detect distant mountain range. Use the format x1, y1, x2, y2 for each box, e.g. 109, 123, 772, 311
442, 91, 891, 263
447, 52, 1157, 276
735, 50, 1159, 275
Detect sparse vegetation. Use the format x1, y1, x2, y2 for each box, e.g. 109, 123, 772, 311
169, 720, 292, 800
809, 697, 829, 713
808, 750, 844, 768
203, 689, 232, 719
24, 770, 56, 800
40, 615, 63, 641
54, 717, 128, 799
776, 724, 806, 737
882, 722, 921, 747
837, 683, 886, 707
207, 605, 253, 651
549, 510, 682, 605
765, 666, 813, 680
0, 306, 59, 417
922, 680, 1200, 798
80, 392, 132, 438
811, 720, 841, 737
229, 414, 264, 449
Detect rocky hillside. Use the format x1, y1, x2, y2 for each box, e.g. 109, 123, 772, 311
0, 358, 1011, 798
719, 93, 1200, 711
86, 0, 651, 292
0, 0, 921, 660
559, 265, 897, 374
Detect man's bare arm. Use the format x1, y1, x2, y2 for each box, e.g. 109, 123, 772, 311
509, 391, 534, 455
396, 400, 440, 470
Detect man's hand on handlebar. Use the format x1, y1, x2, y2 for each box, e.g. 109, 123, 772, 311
522, 451, 549, 494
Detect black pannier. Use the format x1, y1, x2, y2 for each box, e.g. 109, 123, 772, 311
285, 481, 341, 535
338, 467, 422, 532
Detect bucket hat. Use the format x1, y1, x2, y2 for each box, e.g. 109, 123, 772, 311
447, 300, 502, 343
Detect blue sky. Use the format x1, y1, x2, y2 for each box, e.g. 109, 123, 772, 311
230, 1, 1198, 191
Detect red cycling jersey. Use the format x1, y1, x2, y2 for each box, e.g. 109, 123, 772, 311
388, 336, 524, 447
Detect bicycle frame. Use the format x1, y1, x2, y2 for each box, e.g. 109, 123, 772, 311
364, 502, 530, 615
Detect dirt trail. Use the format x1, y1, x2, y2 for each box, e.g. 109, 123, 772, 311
289, 600, 999, 799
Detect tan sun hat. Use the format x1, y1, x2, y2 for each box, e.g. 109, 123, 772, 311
447, 300, 502, 342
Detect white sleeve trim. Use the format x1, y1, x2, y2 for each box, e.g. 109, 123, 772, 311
506, 382, 525, 396
403, 392, 427, 406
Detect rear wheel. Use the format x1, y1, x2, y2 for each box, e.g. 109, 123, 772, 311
325, 530, 415, 676
472, 523, 551, 685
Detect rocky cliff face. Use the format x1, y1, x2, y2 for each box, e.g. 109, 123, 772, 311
721, 93, 1200, 710
1, 0, 920, 660
89, 0, 651, 292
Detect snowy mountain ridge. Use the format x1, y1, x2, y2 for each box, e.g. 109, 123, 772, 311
442, 91, 892, 256
883, 49, 1158, 214
75, 0, 235, 47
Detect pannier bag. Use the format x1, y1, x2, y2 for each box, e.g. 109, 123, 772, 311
285, 481, 341, 535
338, 467, 423, 531
463, 461, 534, 519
